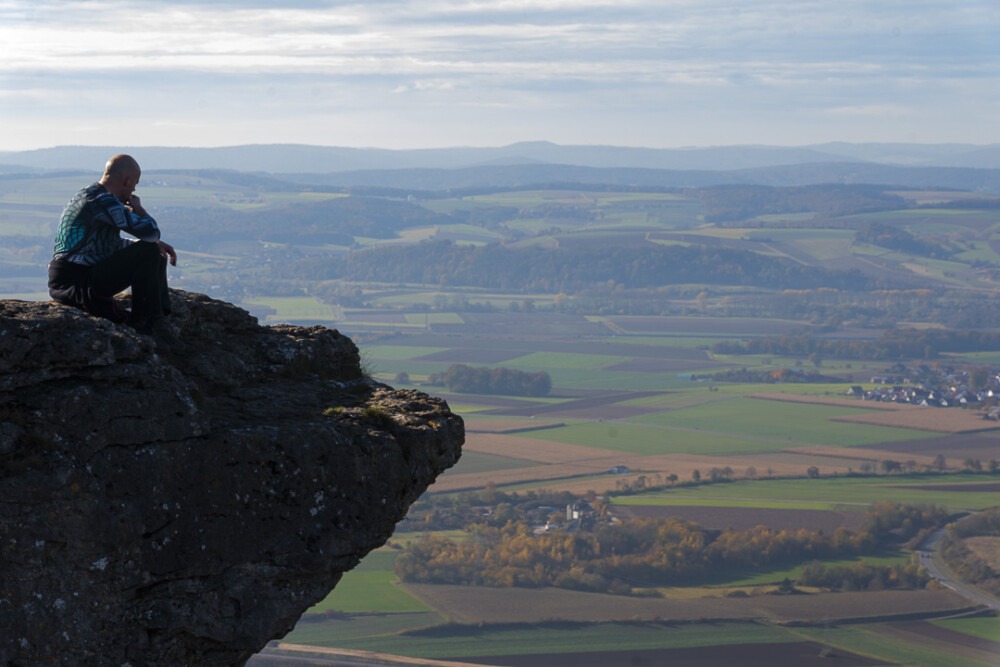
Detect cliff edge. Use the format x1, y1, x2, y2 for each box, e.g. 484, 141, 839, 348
0, 291, 464, 666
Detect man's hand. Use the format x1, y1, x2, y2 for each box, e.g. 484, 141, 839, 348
157, 240, 177, 266
125, 194, 148, 217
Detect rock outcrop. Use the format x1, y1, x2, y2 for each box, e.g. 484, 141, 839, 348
0, 291, 463, 666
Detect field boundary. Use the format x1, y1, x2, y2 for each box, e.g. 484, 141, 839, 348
747, 393, 907, 411
830, 411, 1000, 434
255, 643, 495, 666
400, 584, 972, 625
490, 422, 568, 435
778, 606, 987, 627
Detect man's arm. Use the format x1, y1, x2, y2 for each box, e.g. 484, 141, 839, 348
99, 191, 160, 242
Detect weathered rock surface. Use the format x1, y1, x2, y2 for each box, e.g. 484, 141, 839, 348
0, 291, 463, 666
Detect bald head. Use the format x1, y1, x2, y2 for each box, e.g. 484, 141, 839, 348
100, 154, 142, 202
103, 154, 140, 180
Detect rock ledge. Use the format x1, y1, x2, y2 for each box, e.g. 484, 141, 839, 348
0, 291, 463, 666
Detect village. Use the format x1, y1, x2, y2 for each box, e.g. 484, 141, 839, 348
846, 363, 1000, 417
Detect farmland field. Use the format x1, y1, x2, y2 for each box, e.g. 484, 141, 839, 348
697, 550, 911, 588
611, 504, 866, 532
285, 620, 792, 660
442, 450, 539, 475
611, 475, 1000, 512
6, 175, 1000, 666
283, 585, 972, 659
399, 585, 969, 625
515, 418, 833, 453
242, 296, 339, 323
260, 257, 1000, 664
465, 643, 890, 667
624, 397, 931, 446
794, 622, 1000, 667
306, 551, 431, 614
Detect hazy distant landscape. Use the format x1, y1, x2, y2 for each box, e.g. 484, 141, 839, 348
3, 143, 999, 666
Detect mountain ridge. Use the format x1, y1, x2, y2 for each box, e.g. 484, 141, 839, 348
3, 141, 1000, 175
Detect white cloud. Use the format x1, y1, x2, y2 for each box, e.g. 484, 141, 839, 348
824, 104, 913, 118
0, 0, 996, 149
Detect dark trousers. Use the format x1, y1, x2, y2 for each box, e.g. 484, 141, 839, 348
48, 242, 170, 324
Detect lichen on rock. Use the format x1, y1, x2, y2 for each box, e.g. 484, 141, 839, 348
0, 291, 464, 666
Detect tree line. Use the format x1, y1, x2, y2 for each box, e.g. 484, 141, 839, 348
711, 328, 1000, 360
855, 222, 953, 259
427, 364, 552, 397
394, 502, 948, 594
695, 368, 840, 384
797, 560, 928, 592
286, 240, 876, 293
939, 508, 1000, 596
693, 184, 910, 223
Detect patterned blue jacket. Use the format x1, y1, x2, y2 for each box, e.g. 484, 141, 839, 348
52, 182, 161, 266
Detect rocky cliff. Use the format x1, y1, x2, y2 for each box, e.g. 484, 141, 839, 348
0, 291, 464, 666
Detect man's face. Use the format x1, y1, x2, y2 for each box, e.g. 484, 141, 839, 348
122, 173, 140, 201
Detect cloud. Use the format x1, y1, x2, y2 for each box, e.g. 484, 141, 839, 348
0, 0, 997, 148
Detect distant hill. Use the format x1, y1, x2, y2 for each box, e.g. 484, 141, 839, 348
280, 162, 1000, 193
2, 141, 1000, 175
2, 142, 998, 193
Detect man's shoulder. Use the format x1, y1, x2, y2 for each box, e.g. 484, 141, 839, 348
68, 182, 107, 204
82, 182, 110, 198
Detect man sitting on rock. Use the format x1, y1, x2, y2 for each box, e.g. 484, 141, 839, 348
48, 154, 177, 334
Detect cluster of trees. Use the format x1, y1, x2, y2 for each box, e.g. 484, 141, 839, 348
855, 222, 953, 259
695, 184, 909, 222
695, 368, 839, 384
128, 178, 1000, 333
395, 502, 948, 594
286, 240, 875, 294
142, 178, 1000, 331
605, 287, 1000, 330
797, 561, 929, 592
940, 508, 1000, 596
169, 194, 451, 250
427, 364, 552, 397
164, 181, 920, 254
711, 328, 1000, 360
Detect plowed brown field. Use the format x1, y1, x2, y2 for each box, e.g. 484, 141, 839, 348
402, 585, 970, 625
434, 434, 823, 493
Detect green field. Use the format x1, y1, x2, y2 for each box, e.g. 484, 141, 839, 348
612, 475, 1000, 512
362, 344, 450, 360
708, 550, 911, 588
308, 551, 431, 614
932, 616, 1000, 642
504, 350, 629, 370
286, 619, 791, 659
520, 420, 807, 455
7, 175, 1000, 665
443, 450, 539, 475
516, 411, 932, 456
627, 396, 931, 446
793, 625, 998, 667
242, 296, 339, 322
285, 611, 446, 649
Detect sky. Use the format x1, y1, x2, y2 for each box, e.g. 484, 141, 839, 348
0, 0, 998, 151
